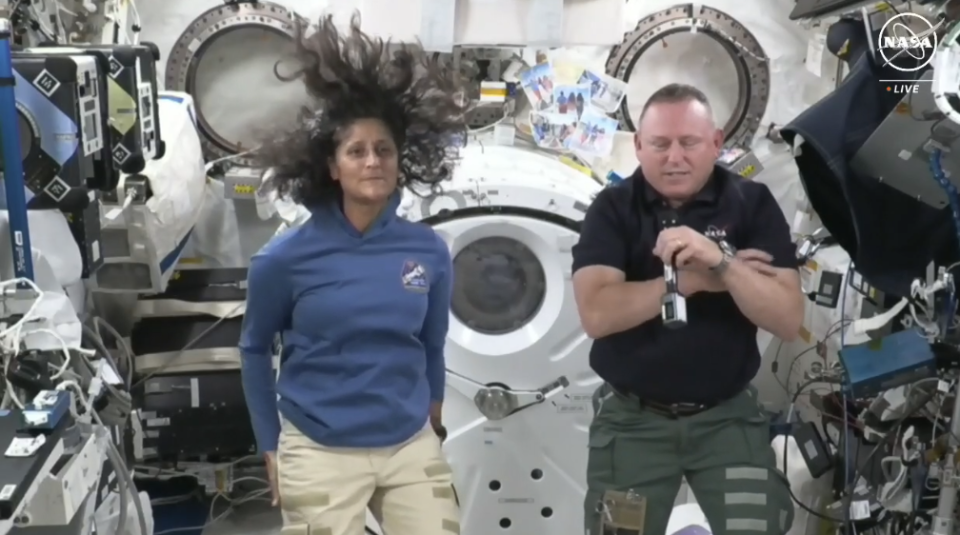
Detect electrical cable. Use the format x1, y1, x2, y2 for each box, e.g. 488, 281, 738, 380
0, 277, 48, 409
930, 380, 953, 443
92, 317, 134, 381
108, 423, 129, 535
784, 378, 849, 523
128, 0, 141, 43
782, 378, 933, 525
82, 320, 132, 387
57, 380, 148, 535
848, 388, 936, 504
840, 264, 853, 530
106, 437, 147, 535
780, 319, 852, 394
151, 476, 274, 535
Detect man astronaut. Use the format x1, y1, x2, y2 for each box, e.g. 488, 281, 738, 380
572, 84, 805, 535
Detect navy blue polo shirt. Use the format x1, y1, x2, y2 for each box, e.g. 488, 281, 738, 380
571, 166, 796, 403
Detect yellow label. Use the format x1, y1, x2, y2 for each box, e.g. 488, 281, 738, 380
739, 165, 756, 178
177, 257, 203, 265
107, 78, 137, 135
171, 271, 182, 281
479, 87, 507, 97
837, 40, 850, 58
805, 259, 818, 271
233, 184, 256, 195
558, 156, 591, 176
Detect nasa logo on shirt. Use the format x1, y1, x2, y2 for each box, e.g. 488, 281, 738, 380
401, 260, 429, 292
704, 225, 727, 241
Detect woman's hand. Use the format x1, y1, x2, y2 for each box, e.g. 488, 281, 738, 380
430, 401, 442, 427
264, 451, 280, 506
430, 401, 447, 442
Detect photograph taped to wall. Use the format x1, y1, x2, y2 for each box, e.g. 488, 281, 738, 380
530, 111, 576, 150
519, 62, 556, 111
553, 84, 590, 117
578, 69, 627, 114
550, 58, 585, 85
565, 108, 617, 157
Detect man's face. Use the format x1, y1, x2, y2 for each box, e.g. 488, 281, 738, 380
634, 100, 723, 202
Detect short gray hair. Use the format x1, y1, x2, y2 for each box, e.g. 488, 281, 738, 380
639, 83, 713, 122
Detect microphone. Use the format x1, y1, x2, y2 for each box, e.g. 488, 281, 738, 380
661, 251, 687, 328
656, 209, 687, 328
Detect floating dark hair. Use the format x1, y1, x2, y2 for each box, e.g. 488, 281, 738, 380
256, 14, 469, 204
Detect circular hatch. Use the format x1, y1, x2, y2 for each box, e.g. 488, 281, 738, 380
164, 1, 311, 166
606, 4, 770, 147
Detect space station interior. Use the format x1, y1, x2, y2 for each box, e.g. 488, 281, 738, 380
3, 0, 960, 533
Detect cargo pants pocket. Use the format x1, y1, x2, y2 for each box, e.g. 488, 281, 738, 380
686, 390, 795, 534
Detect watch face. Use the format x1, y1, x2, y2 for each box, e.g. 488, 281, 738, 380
719, 240, 736, 256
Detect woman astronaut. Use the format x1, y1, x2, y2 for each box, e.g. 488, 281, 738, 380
239, 15, 469, 535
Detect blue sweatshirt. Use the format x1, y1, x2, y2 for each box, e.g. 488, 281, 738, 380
239, 193, 451, 452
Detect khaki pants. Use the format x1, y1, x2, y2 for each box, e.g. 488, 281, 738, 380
277, 420, 461, 535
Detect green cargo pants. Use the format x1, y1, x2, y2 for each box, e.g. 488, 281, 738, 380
584, 384, 794, 535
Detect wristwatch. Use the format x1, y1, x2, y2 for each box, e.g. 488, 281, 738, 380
710, 242, 733, 274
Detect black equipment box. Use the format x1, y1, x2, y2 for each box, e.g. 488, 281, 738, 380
134, 42, 165, 161
136, 371, 255, 460
65, 200, 104, 278
131, 268, 252, 460
34, 43, 164, 187
10, 52, 109, 211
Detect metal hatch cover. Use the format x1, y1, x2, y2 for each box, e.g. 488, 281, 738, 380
605, 4, 770, 148
399, 146, 601, 535
164, 1, 307, 167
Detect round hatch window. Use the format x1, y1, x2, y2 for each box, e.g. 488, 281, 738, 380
451, 237, 546, 335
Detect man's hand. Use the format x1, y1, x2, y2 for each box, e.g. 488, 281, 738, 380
677, 250, 773, 295
736, 249, 777, 277
654, 226, 723, 270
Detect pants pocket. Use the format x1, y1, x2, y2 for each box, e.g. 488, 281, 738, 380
720, 413, 795, 534
584, 429, 615, 533
586, 429, 615, 486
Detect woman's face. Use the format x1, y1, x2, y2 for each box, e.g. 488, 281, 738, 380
330, 118, 400, 204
